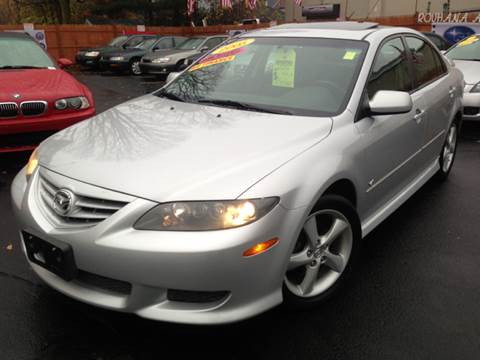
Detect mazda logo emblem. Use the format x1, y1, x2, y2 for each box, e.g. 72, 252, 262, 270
52, 189, 75, 216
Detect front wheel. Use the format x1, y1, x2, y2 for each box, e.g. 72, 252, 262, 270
436, 122, 458, 181
130, 59, 142, 76
283, 195, 361, 308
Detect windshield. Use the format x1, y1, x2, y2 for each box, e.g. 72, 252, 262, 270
177, 38, 206, 50
109, 36, 128, 47
0, 37, 54, 69
136, 38, 158, 49
446, 35, 480, 61
157, 37, 368, 117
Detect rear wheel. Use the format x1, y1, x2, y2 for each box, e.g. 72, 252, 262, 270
130, 59, 142, 76
436, 121, 458, 181
283, 195, 361, 307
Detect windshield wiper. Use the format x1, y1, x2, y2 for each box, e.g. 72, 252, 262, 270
197, 99, 293, 115
157, 91, 185, 102
0, 65, 46, 69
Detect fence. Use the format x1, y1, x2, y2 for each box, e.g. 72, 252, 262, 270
0, 17, 435, 61
0, 23, 269, 61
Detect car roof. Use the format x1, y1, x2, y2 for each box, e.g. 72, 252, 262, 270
246, 21, 419, 41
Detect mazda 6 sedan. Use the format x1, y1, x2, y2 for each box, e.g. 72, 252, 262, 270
12, 22, 463, 324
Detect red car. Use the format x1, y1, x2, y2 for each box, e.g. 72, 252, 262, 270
0, 32, 95, 153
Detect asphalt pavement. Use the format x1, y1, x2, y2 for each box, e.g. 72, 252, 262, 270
1, 70, 479, 360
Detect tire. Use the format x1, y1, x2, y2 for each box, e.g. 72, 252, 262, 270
283, 195, 361, 308
436, 121, 458, 181
129, 59, 142, 76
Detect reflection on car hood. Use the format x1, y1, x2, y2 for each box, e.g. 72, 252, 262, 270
453, 60, 480, 85
38, 95, 333, 202
0, 69, 85, 102
144, 49, 197, 61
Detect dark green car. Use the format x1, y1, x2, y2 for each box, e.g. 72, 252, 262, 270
99, 36, 187, 75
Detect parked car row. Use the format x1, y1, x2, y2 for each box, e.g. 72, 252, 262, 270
76, 34, 229, 76
9, 22, 479, 325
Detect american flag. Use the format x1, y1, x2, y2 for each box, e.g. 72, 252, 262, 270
187, 0, 195, 16
246, 0, 256, 10
221, 0, 233, 9
295, 0, 303, 5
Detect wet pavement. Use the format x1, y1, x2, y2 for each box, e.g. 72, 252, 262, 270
1, 70, 480, 360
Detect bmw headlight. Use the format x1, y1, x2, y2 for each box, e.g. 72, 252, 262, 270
152, 57, 171, 64
135, 198, 279, 231
470, 82, 480, 93
110, 56, 125, 61
55, 96, 90, 110
85, 51, 100, 57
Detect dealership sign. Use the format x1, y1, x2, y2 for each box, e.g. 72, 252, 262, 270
433, 23, 480, 44
418, 12, 480, 24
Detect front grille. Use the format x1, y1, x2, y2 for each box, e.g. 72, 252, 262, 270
21, 101, 47, 116
37, 174, 129, 228
0, 102, 19, 118
167, 289, 229, 303
464, 107, 479, 116
75, 270, 132, 296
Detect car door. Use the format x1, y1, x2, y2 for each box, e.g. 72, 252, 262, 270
404, 36, 454, 168
356, 36, 427, 217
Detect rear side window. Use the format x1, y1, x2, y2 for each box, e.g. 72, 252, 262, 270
367, 37, 412, 98
405, 37, 446, 89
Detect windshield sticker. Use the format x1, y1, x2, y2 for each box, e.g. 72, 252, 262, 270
212, 38, 255, 55
189, 55, 236, 71
272, 48, 296, 88
343, 50, 359, 60
458, 35, 479, 47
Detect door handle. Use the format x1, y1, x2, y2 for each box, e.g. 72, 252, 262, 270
449, 87, 456, 98
413, 109, 425, 123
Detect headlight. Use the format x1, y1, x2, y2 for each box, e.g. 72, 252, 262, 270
152, 57, 171, 64
85, 51, 100, 57
135, 198, 279, 231
26, 148, 38, 179
55, 96, 90, 110
470, 82, 480, 93
109, 56, 124, 61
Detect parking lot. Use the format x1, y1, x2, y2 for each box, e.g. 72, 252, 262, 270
1, 69, 480, 360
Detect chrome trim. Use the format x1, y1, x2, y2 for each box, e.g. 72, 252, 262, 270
367, 130, 445, 193
20, 100, 48, 117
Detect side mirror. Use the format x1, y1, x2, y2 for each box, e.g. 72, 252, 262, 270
200, 46, 209, 52
58, 58, 73, 68
369, 90, 413, 115
152, 47, 160, 52
167, 72, 180, 83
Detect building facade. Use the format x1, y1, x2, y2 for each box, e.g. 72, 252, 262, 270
284, 0, 480, 22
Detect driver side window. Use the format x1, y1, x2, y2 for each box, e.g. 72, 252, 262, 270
367, 37, 412, 99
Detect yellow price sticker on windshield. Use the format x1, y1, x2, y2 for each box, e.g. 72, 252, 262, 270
343, 50, 358, 60
272, 48, 296, 88
458, 35, 479, 47
212, 38, 255, 55
189, 55, 236, 71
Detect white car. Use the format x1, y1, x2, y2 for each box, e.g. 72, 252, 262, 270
12, 22, 463, 324
445, 34, 480, 121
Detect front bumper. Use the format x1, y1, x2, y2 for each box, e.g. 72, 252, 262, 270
462, 85, 480, 121
0, 108, 95, 153
11, 166, 304, 324
99, 59, 130, 72
139, 62, 177, 75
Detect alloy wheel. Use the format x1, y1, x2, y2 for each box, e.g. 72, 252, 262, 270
442, 124, 457, 173
131, 61, 141, 75
285, 209, 353, 298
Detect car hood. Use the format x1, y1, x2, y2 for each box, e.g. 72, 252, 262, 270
453, 60, 480, 85
145, 49, 197, 61
0, 69, 85, 102
38, 95, 333, 202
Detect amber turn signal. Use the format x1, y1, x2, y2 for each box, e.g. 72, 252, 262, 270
243, 238, 279, 257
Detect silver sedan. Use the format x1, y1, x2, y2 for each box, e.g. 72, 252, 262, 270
12, 22, 463, 324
